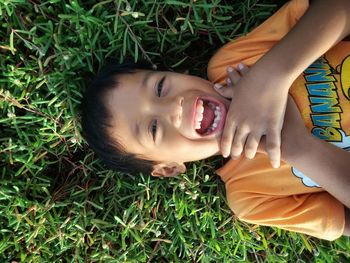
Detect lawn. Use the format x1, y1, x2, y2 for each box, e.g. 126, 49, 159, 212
1, 0, 350, 262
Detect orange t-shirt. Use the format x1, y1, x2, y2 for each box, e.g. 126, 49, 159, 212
208, 0, 349, 241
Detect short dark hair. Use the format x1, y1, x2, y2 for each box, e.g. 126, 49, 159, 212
81, 60, 156, 175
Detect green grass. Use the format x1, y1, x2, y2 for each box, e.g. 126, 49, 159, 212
1, 0, 349, 262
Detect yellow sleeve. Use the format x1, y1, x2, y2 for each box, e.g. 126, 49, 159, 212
207, 0, 309, 84
227, 187, 345, 241
218, 154, 345, 241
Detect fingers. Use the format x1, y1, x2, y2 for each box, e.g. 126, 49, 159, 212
231, 127, 249, 159
220, 119, 236, 158
213, 63, 248, 98
227, 66, 241, 85
266, 129, 281, 168
244, 133, 260, 159
237, 62, 249, 74
219, 62, 283, 166
213, 83, 233, 98
218, 61, 284, 169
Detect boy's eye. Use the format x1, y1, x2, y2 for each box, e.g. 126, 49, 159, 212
156, 76, 165, 97
151, 119, 157, 141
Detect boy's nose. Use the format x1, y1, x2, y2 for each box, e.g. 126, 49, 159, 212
169, 96, 184, 128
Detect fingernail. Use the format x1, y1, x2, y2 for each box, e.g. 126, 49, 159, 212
238, 62, 244, 70
227, 66, 233, 72
272, 161, 280, 168
245, 154, 253, 160
214, 83, 223, 89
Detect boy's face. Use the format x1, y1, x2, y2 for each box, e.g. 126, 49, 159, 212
105, 70, 230, 167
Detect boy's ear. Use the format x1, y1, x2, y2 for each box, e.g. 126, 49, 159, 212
151, 162, 186, 177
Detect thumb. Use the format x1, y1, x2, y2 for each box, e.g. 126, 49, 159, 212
213, 83, 233, 99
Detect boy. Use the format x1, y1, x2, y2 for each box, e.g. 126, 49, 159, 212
81, 0, 350, 240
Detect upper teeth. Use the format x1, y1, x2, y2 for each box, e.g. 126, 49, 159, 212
195, 100, 222, 131
195, 99, 204, 129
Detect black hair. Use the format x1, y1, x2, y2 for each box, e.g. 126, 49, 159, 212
81, 60, 157, 175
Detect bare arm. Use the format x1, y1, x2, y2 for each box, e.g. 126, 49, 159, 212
281, 98, 350, 209
286, 135, 350, 209
256, 0, 350, 82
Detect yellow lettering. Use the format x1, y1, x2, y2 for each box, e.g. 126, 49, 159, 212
312, 127, 342, 141
340, 55, 350, 100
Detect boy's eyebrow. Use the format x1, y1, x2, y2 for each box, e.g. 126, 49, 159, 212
141, 70, 155, 88
133, 70, 155, 146
134, 120, 147, 147
134, 70, 156, 145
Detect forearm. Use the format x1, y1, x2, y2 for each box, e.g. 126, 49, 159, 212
254, 0, 350, 84
284, 134, 350, 209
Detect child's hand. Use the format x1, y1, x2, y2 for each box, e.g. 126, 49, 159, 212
214, 63, 291, 168
213, 63, 249, 99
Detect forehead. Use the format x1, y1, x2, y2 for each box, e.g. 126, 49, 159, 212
104, 70, 152, 157
114, 69, 153, 92
104, 69, 148, 112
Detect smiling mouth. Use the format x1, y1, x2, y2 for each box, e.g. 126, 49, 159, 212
193, 97, 226, 136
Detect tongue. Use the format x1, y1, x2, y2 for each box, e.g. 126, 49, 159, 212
196, 103, 215, 134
